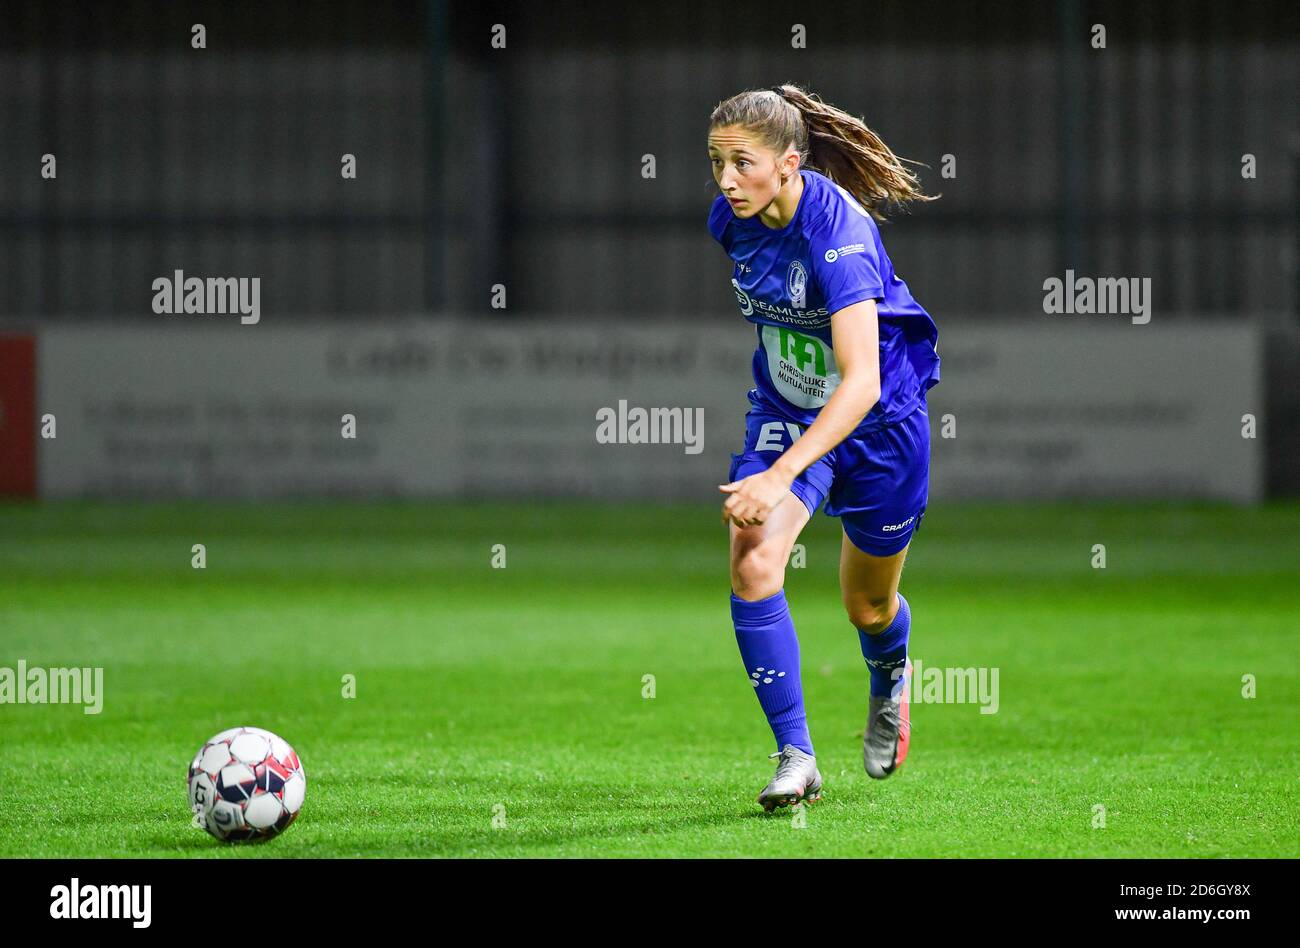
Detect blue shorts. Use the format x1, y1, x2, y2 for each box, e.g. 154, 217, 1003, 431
727, 390, 931, 557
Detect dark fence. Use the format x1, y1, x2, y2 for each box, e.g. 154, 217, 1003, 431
1, 0, 1296, 319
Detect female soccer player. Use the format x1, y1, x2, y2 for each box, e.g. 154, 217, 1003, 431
707, 84, 940, 811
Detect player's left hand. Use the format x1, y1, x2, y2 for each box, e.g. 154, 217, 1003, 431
719, 469, 794, 528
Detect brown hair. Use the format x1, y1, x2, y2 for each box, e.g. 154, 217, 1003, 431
709, 83, 936, 221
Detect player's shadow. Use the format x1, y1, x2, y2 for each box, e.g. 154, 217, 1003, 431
399, 775, 792, 854
139, 829, 282, 854
130, 773, 807, 856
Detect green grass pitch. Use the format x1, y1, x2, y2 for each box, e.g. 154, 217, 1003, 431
1, 501, 1297, 858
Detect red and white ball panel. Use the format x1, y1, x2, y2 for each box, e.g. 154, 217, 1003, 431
243, 793, 285, 830
229, 732, 270, 765
197, 742, 234, 776
283, 772, 306, 814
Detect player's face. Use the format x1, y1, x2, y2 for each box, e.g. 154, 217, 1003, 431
708, 126, 791, 219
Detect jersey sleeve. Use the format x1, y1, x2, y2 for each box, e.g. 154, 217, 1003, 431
808, 214, 884, 315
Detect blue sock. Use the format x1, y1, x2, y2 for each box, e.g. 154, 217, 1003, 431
731, 590, 813, 755
858, 592, 910, 698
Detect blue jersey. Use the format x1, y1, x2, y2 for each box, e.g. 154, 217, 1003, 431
708, 168, 940, 436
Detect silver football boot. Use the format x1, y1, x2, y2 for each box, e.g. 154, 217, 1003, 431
757, 744, 823, 812
863, 658, 912, 779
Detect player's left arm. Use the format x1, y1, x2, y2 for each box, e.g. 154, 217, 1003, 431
720, 299, 881, 526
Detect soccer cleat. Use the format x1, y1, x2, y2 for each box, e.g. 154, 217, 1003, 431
756, 744, 823, 812
863, 658, 912, 779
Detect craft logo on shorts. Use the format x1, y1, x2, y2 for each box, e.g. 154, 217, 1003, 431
823, 243, 866, 263
786, 259, 807, 309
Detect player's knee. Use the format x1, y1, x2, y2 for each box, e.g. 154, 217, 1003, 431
730, 540, 785, 601
845, 592, 895, 633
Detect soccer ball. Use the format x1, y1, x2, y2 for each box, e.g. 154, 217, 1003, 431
187, 727, 306, 842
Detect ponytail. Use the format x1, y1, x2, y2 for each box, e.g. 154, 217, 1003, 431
709, 83, 936, 221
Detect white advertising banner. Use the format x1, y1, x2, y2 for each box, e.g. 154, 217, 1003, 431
36, 320, 1262, 502
924, 323, 1262, 502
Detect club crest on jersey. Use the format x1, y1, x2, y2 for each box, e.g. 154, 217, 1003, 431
786, 260, 807, 309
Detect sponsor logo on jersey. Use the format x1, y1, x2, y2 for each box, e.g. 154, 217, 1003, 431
762, 326, 841, 409
778, 327, 826, 377
730, 279, 827, 327
731, 278, 754, 316
881, 515, 916, 533
823, 242, 866, 263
